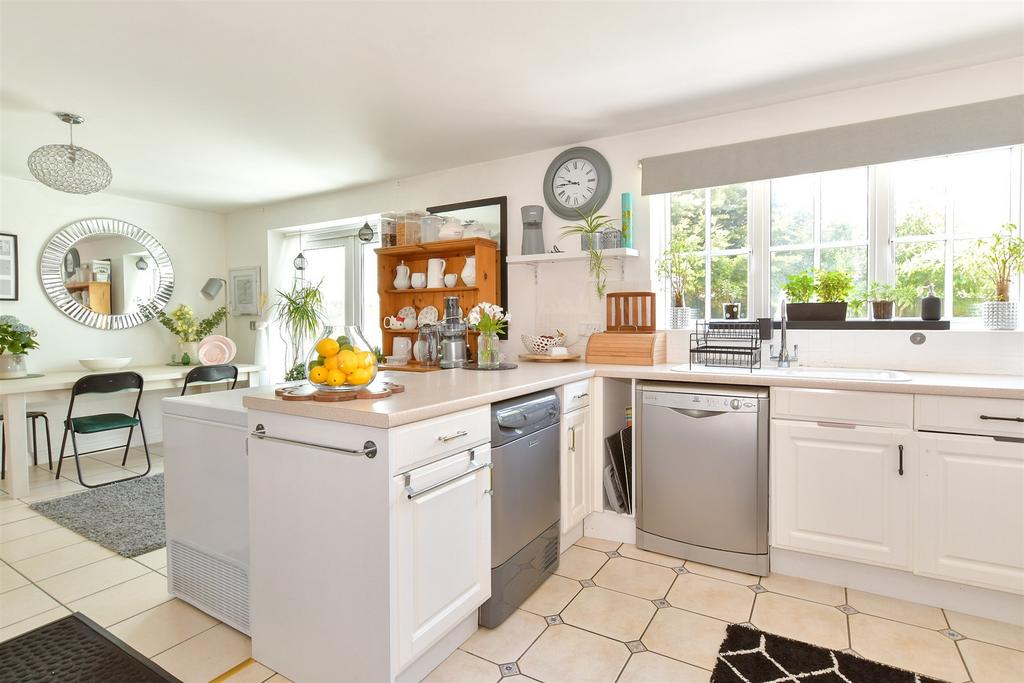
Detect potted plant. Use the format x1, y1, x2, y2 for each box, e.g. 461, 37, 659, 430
783, 269, 854, 321
147, 304, 228, 365
467, 302, 509, 369
865, 282, 897, 320
978, 223, 1023, 330
560, 209, 617, 297
275, 281, 327, 381
717, 281, 743, 320
0, 315, 39, 379
655, 232, 700, 328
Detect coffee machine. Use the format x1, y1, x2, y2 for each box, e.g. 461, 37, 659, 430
439, 296, 468, 368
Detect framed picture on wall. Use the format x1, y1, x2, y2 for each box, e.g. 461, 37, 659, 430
229, 266, 260, 315
0, 233, 18, 301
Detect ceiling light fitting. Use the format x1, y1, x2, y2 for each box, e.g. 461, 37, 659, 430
27, 112, 112, 195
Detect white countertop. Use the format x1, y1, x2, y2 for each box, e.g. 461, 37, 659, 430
163, 384, 277, 427
242, 362, 1024, 429
0, 363, 263, 395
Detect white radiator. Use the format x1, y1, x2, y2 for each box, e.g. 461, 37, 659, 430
168, 539, 250, 635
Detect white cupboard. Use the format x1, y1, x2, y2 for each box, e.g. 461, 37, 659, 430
561, 407, 589, 534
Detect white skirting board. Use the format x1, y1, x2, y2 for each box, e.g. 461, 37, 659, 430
584, 510, 636, 545
395, 613, 478, 683
560, 521, 584, 554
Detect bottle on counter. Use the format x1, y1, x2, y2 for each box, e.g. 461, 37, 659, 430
921, 284, 942, 321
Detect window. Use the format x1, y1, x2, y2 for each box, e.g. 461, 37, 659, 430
653, 145, 1022, 325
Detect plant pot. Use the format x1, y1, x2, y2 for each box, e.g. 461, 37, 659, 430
981, 301, 1019, 330
722, 303, 741, 320
669, 307, 692, 330
179, 342, 199, 365
580, 233, 598, 251
871, 301, 894, 320
0, 353, 28, 379
785, 302, 848, 322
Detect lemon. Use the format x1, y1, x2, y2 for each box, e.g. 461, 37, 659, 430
326, 369, 346, 387
316, 338, 340, 357
347, 368, 371, 386
359, 351, 374, 368
309, 366, 329, 384
323, 355, 340, 371
338, 349, 359, 373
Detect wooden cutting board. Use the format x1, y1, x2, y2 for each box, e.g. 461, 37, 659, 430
518, 353, 581, 363
379, 362, 442, 373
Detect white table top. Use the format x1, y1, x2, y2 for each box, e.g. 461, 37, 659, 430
0, 364, 262, 395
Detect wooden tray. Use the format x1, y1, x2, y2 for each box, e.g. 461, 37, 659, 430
518, 353, 581, 363
379, 362, 442, 373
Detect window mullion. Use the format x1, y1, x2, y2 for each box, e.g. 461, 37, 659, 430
704, 189, 712, 320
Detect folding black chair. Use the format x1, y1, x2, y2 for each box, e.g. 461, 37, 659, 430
55, 371, 151, 488
180, 364, 238, 395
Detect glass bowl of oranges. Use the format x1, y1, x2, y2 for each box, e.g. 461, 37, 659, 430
306, 325, 378, 392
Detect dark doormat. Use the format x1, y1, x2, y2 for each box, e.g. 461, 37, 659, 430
711, 623, 949, 683
0, 612, 180, 683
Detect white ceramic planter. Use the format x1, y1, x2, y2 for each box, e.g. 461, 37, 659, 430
981, 301, 1019, 330
0, 353, 28, 379
179, 341, 200, 364
669, 307, 692, 329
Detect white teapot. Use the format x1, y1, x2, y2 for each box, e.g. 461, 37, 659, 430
393, 260, 411, 290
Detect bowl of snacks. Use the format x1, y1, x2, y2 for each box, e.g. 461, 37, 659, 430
521, 332, 567, 355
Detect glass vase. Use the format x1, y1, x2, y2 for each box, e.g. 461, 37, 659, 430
476, 331, 501, 369
306, 324, 378, 391
0, 353, 28, 379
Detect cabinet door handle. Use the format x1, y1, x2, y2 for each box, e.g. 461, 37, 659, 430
898, 444, 904, 476
405, 460, 491, 500
437, 430, 469, 443
250, 424, 377, 459
980, 414, 1024, 423
570, 426, 576, 451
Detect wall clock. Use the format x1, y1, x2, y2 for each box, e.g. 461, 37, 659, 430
542, 146, 612, 220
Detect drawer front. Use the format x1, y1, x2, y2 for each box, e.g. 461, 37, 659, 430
560, 379, 591, 413
916, 395, 1024, 438
771, 388, 913, 429
391, 405, 490, 474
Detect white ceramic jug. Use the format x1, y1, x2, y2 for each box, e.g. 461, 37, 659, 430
393, 260, 411, 290
461, 256, 476, 287
427, 258, 446, 289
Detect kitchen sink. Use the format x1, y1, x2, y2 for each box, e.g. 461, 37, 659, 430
760, 366, 912, 382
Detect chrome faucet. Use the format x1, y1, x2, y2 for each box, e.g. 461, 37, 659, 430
769, 295, 798, 368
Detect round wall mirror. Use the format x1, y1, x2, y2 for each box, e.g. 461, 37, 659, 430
40, 218, 174, 329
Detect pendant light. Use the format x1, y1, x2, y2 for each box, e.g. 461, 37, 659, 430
27, 113, 112, 195
293, 230, 307, 272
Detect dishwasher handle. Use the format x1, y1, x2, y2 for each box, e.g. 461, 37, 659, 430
666, 407, 732, 419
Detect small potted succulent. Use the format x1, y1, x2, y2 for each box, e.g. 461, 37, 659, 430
783, 269, 854, 321
978, 223, 1023, 330
865, 282, 897, 320
0, 315, 39, 379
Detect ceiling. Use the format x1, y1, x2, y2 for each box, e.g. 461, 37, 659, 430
2, 1, 1022, 213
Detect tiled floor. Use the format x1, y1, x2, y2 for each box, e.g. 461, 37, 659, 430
3, 454, 1022, 683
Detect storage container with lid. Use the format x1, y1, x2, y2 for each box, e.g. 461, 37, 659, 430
403, 211, 425, 245
420, 214, 443, 243
380, 212, 398, 248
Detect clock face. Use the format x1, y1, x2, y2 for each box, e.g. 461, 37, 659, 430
551, 158, 598, 209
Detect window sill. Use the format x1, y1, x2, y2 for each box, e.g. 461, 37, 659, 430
769, 319, 951, 330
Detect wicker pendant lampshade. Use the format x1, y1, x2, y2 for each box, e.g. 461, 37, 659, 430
27, 113, 112, 195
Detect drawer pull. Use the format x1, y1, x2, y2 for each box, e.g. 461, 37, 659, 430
437, 430, 469, 443
405, 456, 491, 500
250, 424, 377, 459
572, 393, 589, 400
815, 421, 857, 429
897, 444, 904, 476
980, 414, 1024, 423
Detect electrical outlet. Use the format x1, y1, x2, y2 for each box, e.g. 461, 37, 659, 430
249, 321, 257, 331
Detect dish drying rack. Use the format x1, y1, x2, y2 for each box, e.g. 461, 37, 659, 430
689, 320, 764, 371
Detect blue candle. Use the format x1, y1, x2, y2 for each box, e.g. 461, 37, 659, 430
621, 192, 633, 248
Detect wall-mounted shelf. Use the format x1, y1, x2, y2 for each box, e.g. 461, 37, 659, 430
506, 248, 639, 265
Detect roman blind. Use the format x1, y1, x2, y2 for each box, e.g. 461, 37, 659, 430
640, 95, 1024, 195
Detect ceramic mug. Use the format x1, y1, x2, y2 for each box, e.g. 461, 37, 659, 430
444, 274, 457, 288
411, 273, 427, 289
392, 337, 412, 359
383, 315, 405, 329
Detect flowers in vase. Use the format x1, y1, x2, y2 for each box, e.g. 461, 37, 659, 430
0, 315, 39, 355
467, 302, 510, 335
144, 304, 227, 342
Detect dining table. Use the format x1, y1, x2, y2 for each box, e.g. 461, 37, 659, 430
0, 363, 261, 498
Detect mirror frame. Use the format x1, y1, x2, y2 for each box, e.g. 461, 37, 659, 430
426, 196, 508, 338
40, 218, 175, 330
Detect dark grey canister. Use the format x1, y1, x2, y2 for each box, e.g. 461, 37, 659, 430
521, 205, 545, 255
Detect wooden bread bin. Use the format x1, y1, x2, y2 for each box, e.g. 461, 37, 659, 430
585, 332, 666, 365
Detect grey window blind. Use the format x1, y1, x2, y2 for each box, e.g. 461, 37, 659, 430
640, 95, 1024, 195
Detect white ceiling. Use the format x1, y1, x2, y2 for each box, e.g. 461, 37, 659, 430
2, 1, 1022, 213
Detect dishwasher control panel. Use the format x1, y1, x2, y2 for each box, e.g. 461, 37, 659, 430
642, 391, 760, 413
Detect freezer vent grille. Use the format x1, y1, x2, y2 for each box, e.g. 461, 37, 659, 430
168, 539, 249, 634
540, 535, 558, 572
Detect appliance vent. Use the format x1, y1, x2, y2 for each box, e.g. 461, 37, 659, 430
540, 535, 558, 572
168, 540, 249, 634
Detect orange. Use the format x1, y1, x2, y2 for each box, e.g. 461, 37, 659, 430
309, 366, 329, 384
316, 338, 340, 357
322, 355, 340, 370
326, 369, 346, 387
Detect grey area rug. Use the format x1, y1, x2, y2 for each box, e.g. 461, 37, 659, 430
30, 474, 165, 558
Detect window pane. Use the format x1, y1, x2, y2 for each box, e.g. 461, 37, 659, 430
893, 156, 946, 237
670, 190, 705, 250
820, 168, 868, 242
770, 249, 813, 315
361, 243, 381, 349
685, 258, 706, 317
821, 246, 868, 317
895, 240, 944, 317
771, 175, 815, 246
303, 246, 346, 321
710, 255, 748, 319
710, 184, 748, 250
951, 147, 1012, 235
953, 239, 989, 318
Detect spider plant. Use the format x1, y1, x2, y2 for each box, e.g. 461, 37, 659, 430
560, 209, 617, 297
275, 280, 327, 375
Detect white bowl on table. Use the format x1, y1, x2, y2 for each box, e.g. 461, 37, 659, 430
78, 357, 132, 371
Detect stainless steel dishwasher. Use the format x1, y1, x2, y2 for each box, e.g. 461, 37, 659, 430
636, 383, 770, 576
479, 390, 560, 628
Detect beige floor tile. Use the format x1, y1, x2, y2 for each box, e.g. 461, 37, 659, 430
425, 650, 499, 683
0, 584, 61, 628
127, 457, 164, 475
575, 537, 622, 553
946, 610, 1024, 651
38, 555, 151, 603
18, 479, 86, 504
561, 586, 656, 642
0, 495, 24, 509
108, 598, 219, 657
0, 515, 59, 543
593, 557, 676, 600
0, 606, 70, 643
0, 526, 85, 563
265, 675, 293, 683
685, 561, 760, 586
849, 613, 967, 682
751, 592, 848, 651
0, 504, 39, 525
846, 588, 947, 630
555, 545, 609, 580
67, 572, 172, 627
520, 574, 582, 616
666, 571, 754, 623
61, 460, 136, 486
221, 660, 276, 683
461, 609, 546, 664
11, 541, 114, 581
959, 639, 1024, 683
617, 544, 685, 568
135, 546, 168, 570
642, 606, 728, 670
759, 573, 845, 606
519, 624, 629, 683
0, 562, 28, 593
618, 651, 710, 683
152, 623, 252, 683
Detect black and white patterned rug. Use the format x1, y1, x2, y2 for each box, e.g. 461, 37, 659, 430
711, 624, 949, 683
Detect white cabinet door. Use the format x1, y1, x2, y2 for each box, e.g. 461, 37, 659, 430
393, 447, 492, 670
917, 433, 1024, 594
772, 420, 913, 568
561, 407, 589, 533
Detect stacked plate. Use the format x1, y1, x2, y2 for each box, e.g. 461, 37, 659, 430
197, 335, 237, 365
